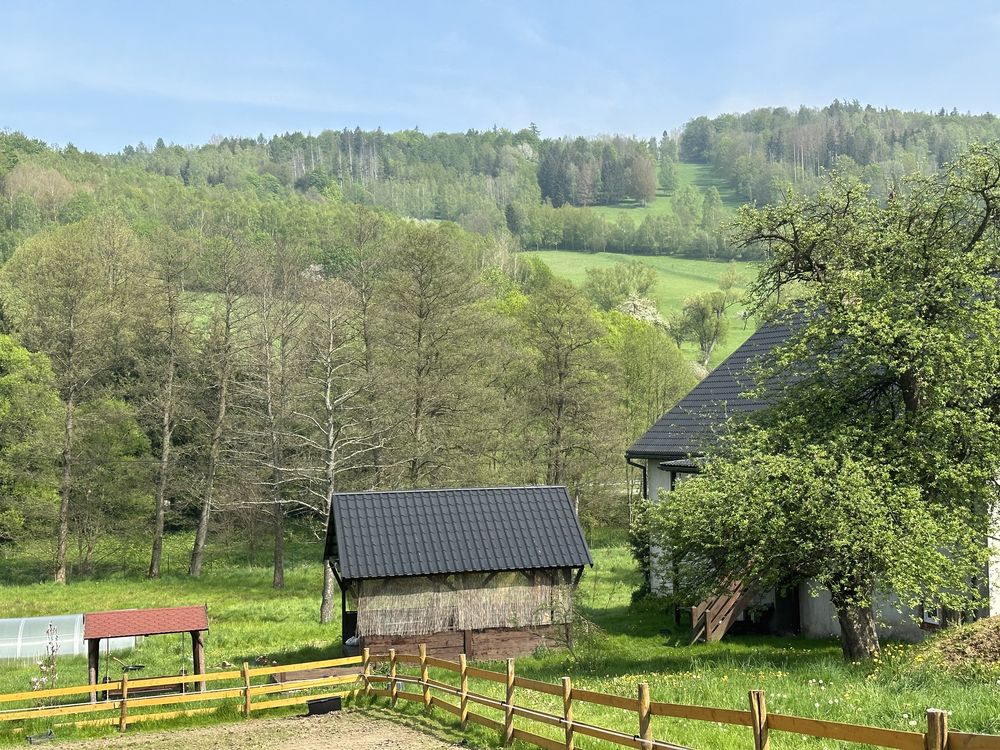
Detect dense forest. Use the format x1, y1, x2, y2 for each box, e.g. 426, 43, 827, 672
680, 100, 1000, 204
0, 129, 697, 612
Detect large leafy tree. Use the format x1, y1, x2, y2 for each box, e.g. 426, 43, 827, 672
0, 335, 60, 545
652, 143, 1000, 660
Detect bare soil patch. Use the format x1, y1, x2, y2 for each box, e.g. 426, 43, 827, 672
49, 710, 464, 750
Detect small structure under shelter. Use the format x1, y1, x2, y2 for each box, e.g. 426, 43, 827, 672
324, 486, 592, 659
83, 605, 209, 700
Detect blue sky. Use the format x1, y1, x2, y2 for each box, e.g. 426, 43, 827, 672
2, 1, 998, 153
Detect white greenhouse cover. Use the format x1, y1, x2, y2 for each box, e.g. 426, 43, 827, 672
0, 614, 137, 660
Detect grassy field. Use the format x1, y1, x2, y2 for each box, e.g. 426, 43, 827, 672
2, 535, 999, 748
530, 250, 758, 366
589, 162, 743, 225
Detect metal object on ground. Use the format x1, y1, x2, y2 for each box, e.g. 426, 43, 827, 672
305, 696, 342, 715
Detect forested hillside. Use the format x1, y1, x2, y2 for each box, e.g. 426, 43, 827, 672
3, 99, 1000, 592
0, 130, 696, 600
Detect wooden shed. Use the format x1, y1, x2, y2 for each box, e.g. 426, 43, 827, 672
324, 486, 592, 659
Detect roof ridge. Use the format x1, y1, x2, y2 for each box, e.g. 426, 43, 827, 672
333, 484, 568, 497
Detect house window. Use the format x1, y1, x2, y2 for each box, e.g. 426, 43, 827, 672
921, 605, 941, 628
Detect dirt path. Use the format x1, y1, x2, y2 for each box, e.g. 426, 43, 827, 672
50, 711, 465, 749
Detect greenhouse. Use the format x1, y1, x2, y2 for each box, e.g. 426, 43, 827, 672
0, 614, 137, 660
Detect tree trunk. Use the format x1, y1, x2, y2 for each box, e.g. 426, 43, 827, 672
54, 393, 75, 584
190, 364, 228, 577
320, 563, 336, 624
835, 601, 880, 661
190, 298, 234, 577
149, 342, 176, 578
272, 503, 285, 589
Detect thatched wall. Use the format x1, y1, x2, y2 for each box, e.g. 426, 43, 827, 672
356, 571, 573, 637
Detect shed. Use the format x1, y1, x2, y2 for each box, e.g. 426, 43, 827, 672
324, 486, 592, 659
83, 605, 209, 699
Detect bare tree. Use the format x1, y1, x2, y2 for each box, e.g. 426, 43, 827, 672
144, 229, 194, 578
189, 235, 251, 577
295, 278, 383, 623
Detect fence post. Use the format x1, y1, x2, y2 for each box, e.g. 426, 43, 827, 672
419, 643, 431, 710
926, 709, 948, 750
638, 682, 652, 750
241, 662, 251, 717
362, 647, 371, 698
117, 673, 129, 733
749, 690, 769, 750
459, 653, 469, 730
562, 676, 574, 750
389, 649, 398, 707
503, 658, 515, 746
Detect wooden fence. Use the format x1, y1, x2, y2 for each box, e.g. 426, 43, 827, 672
364, 645, 1000, 750
1, 646, 998, 750
0, 655, 363, 733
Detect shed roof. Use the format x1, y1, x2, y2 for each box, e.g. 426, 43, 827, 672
83, 605, 208, 640
326, 486, 592, 580
626, 319, 793, 461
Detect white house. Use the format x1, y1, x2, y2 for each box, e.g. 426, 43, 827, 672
626, 319, 1000, 642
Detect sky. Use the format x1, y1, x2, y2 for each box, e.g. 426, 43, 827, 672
2, 1, 999, 153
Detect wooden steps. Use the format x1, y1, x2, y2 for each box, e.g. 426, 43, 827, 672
691, 579, 755, 643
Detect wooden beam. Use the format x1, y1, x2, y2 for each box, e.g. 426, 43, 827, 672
190, 630, 206, 692
87, 639, 100, 703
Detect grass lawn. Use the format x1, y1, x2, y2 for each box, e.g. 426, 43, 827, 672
529, 250, 758, 366
1, 537, 998, 748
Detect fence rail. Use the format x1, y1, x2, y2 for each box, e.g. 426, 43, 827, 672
365, 646, 1000, 750
0, 655, 363, 733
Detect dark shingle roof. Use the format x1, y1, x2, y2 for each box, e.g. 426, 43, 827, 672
626, 320, 793, 461
326, 486, 592, 580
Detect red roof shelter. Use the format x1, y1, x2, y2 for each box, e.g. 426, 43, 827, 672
83, 605, 209, 700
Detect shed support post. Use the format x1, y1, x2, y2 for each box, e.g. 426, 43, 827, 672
191, 630, 206, 692
87, 638, 100, 703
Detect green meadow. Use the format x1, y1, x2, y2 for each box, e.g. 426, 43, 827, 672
2, 536, 999, 748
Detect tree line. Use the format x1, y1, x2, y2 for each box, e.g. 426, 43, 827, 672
681, 100, 1000, 204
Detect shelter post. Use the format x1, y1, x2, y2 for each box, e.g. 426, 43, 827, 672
191, 629, 206, 691
87, 638, 100, 703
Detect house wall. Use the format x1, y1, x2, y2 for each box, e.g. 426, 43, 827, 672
645, 460, 673, 594
798, 584, 925, 642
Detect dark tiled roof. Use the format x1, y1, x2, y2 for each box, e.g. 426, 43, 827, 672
326, 486, 592, 580
626, 320, 793, 460
83, 606, 208, 640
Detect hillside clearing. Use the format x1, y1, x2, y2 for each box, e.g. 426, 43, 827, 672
588, 162, 743, 224
528, 250, 758, 365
